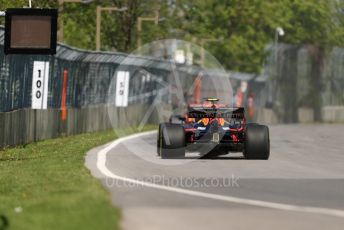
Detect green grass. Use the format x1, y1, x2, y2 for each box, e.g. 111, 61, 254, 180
0, 125, 156, 230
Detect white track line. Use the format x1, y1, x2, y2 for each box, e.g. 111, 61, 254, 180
96, 130, 344, 218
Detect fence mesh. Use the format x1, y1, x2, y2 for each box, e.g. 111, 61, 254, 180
0, 27, 191, 112
246, 43, 344, 122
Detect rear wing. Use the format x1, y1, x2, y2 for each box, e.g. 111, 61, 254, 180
187, 107, 245, 119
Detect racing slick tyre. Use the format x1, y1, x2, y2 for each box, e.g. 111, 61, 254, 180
157, 124, 162, 156
243, 124, 270, 160
157, 123, 185, 159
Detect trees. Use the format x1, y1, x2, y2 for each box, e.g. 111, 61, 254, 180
0, 0, 343, 73
58, 0, 168, 51
168, 0, 343, 72
100, 0, 168, 52
165, 0, 291, 72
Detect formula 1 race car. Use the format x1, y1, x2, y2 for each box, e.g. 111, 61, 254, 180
157, 98, 270, 159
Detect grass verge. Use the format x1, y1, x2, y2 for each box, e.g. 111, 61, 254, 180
0, 125, 156, 230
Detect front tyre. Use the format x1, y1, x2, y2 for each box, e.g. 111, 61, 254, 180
243, 124, 270, 160
157, 123, 186, 159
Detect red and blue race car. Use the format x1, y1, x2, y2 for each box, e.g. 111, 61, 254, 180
157, 98, 270, 159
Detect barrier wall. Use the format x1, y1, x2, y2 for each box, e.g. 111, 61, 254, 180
256, 106, 344, 125
0, 105, 171, 148
322, 106, 344, 123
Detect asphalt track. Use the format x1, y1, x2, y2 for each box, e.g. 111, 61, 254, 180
86, 124, 344, 230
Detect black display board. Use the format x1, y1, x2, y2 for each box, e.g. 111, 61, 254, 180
4, 8, 58, 55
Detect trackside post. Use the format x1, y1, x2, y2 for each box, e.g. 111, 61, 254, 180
61, 69, 68, 121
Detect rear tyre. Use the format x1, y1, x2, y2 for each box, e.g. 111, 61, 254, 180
157, 124, 163, 156
243, 124, 270, 160
157, 123, 185, 159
